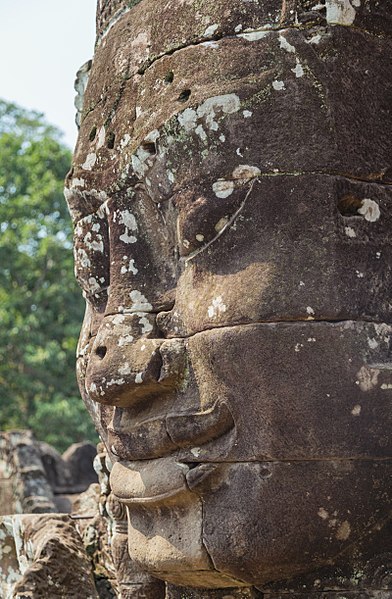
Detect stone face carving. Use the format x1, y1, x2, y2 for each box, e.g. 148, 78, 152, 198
65, 0, 392, 595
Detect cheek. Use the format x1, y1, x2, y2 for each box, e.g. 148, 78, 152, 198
198, 461, 392, 586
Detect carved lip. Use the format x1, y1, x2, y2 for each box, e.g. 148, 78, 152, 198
109, 402, 234, 503
110, 457, 218, 505
108, 401, 235, 461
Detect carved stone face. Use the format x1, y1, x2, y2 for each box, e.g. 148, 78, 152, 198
66, 0, 392, 590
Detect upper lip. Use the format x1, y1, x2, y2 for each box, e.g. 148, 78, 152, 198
107, 401, 235, 461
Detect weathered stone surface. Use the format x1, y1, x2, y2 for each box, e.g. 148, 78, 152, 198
0, 431, 98, 516
0, 514, 98, 598
166, 585, 261, 599
63, 442, 99, 491
66, 0, 392, 595
0, 431, 57, 515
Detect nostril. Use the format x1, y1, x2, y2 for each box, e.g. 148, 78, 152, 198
96, 346, 107, 360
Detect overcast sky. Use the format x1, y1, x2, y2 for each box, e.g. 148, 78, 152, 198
0, 0, 97, 149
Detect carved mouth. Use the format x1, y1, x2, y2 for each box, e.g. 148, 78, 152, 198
109, 402, 234, 504
110, 457, 219, 505
107, 401, 235, 461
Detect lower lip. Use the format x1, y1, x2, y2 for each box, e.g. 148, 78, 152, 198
110, 457, 217, 504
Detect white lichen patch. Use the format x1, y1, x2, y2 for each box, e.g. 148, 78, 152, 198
71, 177, 86, 188
306, 306, 315, 318
178, 94, 241, 136
345, 226, 356, 238
82, 153, 97, 171
318, 507, 329, 520
356, 365, 380, 392
292, 59, 304, 78
137, 313, 154, 334
279, 34, 296, 53
243, 110, 253, 118
336, 520, 351, 541
129, 290, 153, 312
118, 334, 134, 347
96, 126, 106, 149
208, 295, 227, 318
135, 373, 143, 384
238, 29, 271, 41
232, 164, 261, 181
119, 210, 138, 244
87, 277, 101, 294
196, 234, 205, 242
76, 248, 91, 269
113, 314, 125, 325
195, 124, 207, 141
120, 134, 131, 148
272, 80, 285, 91
295, 343, 304, 352
326, 0, 360, 26
84, 231, 104, 253
306, 33, 322, 45
367, 337, 379, 349
131, 135, 157, 177
374, 323, 391, 345
106, 378, 125, 388
191, 447, 201, 458
358, 198, 380, 222
202, 40, 219, 49
215, 217, 230, 232
178, 108, 198, 132
204, 23, 219, 36
118, 363, 131, 376
212, 180, 235, 198
351, 404, 361, 416
121, 258, 138, 275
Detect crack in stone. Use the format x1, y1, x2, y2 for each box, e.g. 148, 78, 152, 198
197, 491, 250, 587
185, 179, 256, 263
135, 22, 390, 78
78, 319, 391, 361
164, 318, 392, 343
69, 169, 391, 227
179, 458, 392, 464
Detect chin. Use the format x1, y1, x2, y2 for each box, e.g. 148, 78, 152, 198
110, 459, 391, 589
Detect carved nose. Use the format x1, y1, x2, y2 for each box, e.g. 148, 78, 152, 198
85, 314, 185, 408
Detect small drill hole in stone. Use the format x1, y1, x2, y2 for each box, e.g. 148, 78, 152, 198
89, 126, 97, 142
96, 346, 107, 359
164, 71, 174, 84
107, 132, 116, 149
141, 141, 157, 155
337, 194, 363, 217
186, 462, 199, 470
178, 89, 191, 103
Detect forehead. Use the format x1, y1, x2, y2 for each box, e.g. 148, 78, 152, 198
65, 1, 312, 222
66, 0, 392, 226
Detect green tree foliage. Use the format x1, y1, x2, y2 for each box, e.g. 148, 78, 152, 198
0, 99, 97, 451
